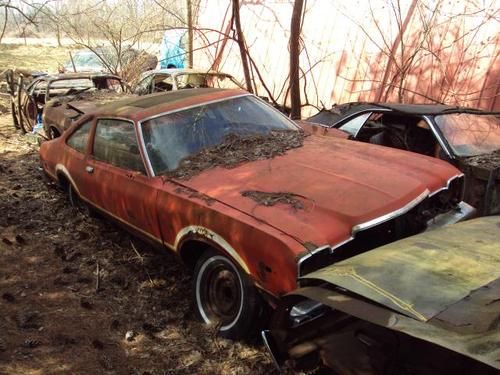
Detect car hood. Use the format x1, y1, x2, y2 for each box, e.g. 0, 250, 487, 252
290, 216, 500, 369
178, 135, 461, 246
301, 215, 500, 321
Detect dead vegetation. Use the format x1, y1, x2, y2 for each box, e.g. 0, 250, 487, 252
241, 191, 305, 210
465, 151, 500, 170
167, 130, 305, 180
0, 113, 275, 374
52, 90, 134, 105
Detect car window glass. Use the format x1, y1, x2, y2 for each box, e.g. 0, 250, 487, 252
67, 120, 92, 153
93, 119, 146, 173
340, 112, 371, 136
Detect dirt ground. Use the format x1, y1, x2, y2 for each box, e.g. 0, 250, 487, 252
0, 103, 276, 374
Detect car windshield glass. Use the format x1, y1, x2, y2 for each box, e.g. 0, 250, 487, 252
434, 114, 500, 157
141, 95, 298, 174
47, 78, 96, 98
175, 73, 242, 89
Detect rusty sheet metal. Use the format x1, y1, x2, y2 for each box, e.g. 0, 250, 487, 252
291, 282, 500, 370
302, 216, 500, 321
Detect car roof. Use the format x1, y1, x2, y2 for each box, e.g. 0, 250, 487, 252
37, 72, 121, 82
308, 102, 493, 126
92, 88, 248, 121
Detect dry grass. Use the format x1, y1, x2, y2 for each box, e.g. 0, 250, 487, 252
0, 44, 74, 74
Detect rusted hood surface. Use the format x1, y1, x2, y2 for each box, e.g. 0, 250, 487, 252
66, 100, 101, 114
301, 216, 500, 322
179, 135, 461, 246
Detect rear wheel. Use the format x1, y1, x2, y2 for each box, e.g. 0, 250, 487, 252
11, 102, 20, 129
193, 250, 260, 340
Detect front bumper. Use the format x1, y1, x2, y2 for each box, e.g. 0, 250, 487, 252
426, 201, 476, 231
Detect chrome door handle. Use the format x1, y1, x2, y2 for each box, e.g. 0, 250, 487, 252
85, 166, 94, 174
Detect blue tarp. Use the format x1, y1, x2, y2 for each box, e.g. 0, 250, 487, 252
159, 29, 186, 69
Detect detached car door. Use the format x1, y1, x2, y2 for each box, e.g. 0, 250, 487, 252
85, 118, 163, 242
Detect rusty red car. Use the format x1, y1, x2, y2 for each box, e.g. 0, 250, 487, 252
39, 89, 473, 339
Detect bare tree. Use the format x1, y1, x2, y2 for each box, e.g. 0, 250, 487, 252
232, 0, 253, 93
289, 0, 304, 119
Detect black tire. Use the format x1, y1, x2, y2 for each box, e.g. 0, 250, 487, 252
68, 183, 94, 217
46, 126, 60, 140
193, 250, 259, 340
11, 102, 20, 129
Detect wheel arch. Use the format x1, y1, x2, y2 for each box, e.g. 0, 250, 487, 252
176, 226, 250, 275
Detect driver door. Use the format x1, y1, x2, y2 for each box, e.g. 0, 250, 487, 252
85, 118, 163, 241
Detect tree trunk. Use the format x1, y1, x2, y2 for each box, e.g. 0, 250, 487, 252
289, 0, 304, 119
232, 0, 253, 93
186, 0, 194, 68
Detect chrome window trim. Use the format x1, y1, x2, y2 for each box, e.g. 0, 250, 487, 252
332, 108, 392, 129
422, 115, 454, 159
298, 189, 431, 277
136, 121, 155, 177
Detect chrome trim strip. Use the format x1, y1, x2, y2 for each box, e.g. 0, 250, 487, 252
333, 108, 391, 129
54, 164, 170, 248
422, 115, 454, 159
352, 189, 430, 234
428, 173, 465, 198
137, 121, 155, 177
296, 245, 331, 277
261, 330, 282, 371
298, 189, 431, 277
174, 225, 250, 273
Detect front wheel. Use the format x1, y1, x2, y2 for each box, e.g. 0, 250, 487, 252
193, 250, 260, 340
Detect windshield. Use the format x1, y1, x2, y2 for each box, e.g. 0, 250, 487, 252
174, 73, 242, 90
434, 114, 500, 157
141, 95, 298, 174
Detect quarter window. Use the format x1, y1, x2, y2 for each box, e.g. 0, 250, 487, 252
93, 119, 146, 173
67, 120, 92, 153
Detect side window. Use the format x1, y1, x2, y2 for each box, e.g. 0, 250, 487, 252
339, 112, 372, 136
67, 120, 92, 153
93, 119, 146, 174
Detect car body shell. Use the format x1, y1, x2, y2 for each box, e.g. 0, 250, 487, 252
11, 72, 125, 136
307, 103, 500, 215
263, 215, 500, 373
39, 89, 469, 300
132, 68, 244, 95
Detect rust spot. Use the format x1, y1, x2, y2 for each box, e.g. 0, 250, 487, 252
174, 186, 215, 206
241, 190, 304, 210
257, 261, 272, 281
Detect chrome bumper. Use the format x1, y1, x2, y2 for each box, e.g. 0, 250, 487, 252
426, 201, 477, 231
